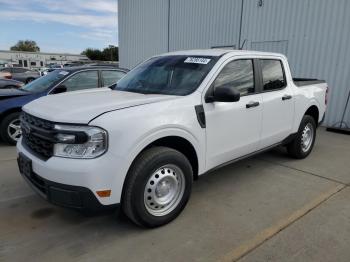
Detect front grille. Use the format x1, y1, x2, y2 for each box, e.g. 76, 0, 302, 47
21, 112, 55, 160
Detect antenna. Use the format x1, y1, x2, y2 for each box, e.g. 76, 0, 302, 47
239, 39, 247, 50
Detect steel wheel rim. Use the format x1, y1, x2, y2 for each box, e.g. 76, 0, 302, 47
7, 118, 22, 141
301, 123, 314, 152
144, 164, 185, 216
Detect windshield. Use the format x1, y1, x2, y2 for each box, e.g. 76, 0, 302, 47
115, 55, 217, 95
20, 70, 69, 93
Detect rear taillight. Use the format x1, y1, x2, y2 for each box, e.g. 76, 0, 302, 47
325, 86, 329, 105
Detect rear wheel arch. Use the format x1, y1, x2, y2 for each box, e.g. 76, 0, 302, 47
304, 105, 319, 125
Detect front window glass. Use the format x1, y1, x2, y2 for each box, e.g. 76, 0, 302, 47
214, 59, 255, 95
115, 55, 217, 95
20, 70, 69, 93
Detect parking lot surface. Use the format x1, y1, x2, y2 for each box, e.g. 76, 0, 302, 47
0, 128, 349, 262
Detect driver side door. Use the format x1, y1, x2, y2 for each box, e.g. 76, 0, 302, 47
203, 58, 263, 170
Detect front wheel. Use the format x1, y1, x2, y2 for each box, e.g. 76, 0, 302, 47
122, 147, 193, 227
0, 112, 22, 145
287, 115, 316, 159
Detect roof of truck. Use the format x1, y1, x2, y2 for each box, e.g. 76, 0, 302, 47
160, 49, 285, 58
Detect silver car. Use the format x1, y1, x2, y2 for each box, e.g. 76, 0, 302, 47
0, 67, 40, 83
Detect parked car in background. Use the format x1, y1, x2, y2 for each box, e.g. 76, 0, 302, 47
39, 64, 65, 76
0, 67, 40, 83
0, 71, 12, 79
0, 66, 128, 144
16, 50, 327, 227
0, 79, 24, 89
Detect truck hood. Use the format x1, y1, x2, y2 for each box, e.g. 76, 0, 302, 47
23, 88, 177, 123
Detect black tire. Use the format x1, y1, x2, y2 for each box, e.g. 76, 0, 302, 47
0, 112, 22, 145
122, 146, 193, 228
287, 115, 316, 159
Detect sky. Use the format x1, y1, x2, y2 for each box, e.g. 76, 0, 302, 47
0, 0, 118, 54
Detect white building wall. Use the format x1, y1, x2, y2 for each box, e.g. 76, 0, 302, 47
119, 0, 350, 127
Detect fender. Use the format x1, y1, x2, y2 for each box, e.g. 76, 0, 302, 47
126, 126, 204, 175
292, 99, 320, 133
108, 126, 205, 204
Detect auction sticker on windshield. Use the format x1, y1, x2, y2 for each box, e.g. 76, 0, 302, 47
184, 57, 211, 64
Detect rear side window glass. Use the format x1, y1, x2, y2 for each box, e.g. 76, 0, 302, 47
260, 60, 286, 91
101, 70, 126, 87
63, 71, 98, 92
214, 59, 255, 96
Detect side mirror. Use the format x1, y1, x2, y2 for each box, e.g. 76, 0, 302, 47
108, 83, 117, 89
206, 85, 240, 103
51, 85, 67, 94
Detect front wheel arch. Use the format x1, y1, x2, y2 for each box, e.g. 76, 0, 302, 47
120, 135, 199, 212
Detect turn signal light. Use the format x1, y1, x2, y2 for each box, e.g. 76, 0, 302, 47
96, 190, 111, 197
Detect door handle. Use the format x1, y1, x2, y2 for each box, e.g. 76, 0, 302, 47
246, 101, 260, 108
282, 95, 292, 100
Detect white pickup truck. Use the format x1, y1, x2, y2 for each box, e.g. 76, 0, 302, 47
17, 49, 327, 227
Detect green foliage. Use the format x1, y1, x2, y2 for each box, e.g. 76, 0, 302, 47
10, 40, 40, 52
81, 45, 119, 61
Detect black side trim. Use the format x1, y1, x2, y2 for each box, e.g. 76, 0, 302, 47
204, 133, 297, 175
205, 142, 281, 174
195, 105, 206, 128
281, 132, 297, 145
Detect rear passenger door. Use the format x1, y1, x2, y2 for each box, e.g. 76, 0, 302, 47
258, 59, 294, 149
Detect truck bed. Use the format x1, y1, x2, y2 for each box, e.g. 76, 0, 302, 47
293, 78, 326, 87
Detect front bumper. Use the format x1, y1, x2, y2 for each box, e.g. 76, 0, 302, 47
18, 157, 117, 211
16, 138, 129, 209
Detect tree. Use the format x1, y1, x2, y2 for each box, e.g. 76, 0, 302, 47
10, 40, 40, 52
102, 45, 119, 61
81, 48, 104, 60
81, 45, 119, 61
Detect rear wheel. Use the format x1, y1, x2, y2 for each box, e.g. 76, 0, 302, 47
287, 115, 316, 159
0, 112, 22, 145
122, 146, 193, 227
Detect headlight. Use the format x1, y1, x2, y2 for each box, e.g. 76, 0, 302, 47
53, 125, 107, 159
